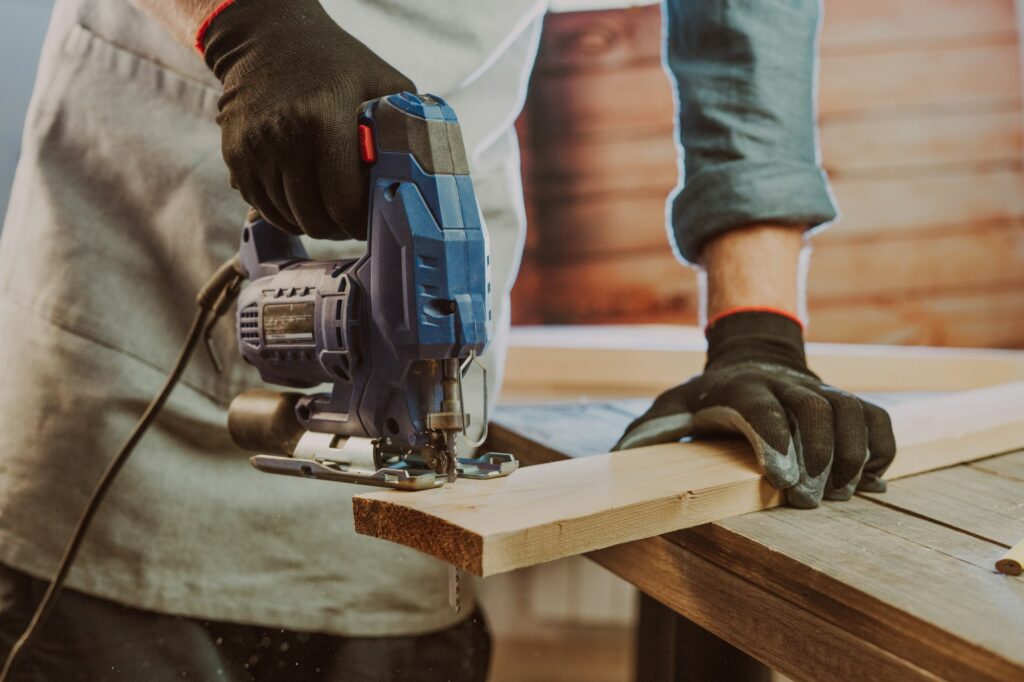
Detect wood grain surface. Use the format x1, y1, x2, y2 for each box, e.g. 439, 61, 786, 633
617, 492, 1024, 681
502, 386, 1024, 679
353, 382, 1024, 577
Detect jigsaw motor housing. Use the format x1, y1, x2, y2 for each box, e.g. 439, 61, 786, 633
235, 93, 491, 451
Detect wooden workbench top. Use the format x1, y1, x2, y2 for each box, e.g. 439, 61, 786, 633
488, 398, 1024, 682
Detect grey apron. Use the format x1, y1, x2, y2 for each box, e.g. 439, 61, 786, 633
0, 0, 543, 636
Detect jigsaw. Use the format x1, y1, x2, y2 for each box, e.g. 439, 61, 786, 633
227, 92, 518, 491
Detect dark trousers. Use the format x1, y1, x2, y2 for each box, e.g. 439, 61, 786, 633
0, 564, 490, 682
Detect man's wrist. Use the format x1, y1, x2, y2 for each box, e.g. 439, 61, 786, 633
699, 223, 808, 327
194, 0, 237, 54
705, 310, 810, 374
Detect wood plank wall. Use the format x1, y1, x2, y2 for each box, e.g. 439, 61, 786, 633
511, 0, 1024, 348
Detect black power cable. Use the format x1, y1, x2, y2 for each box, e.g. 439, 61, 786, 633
0, 256, 245, 681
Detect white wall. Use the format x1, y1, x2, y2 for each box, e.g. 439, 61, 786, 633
0, 0, 54, 225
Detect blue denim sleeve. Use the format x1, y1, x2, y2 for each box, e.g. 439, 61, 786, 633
663, 0, 838, 264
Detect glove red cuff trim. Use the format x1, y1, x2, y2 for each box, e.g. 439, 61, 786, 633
195, 0, 238, 55
706, 306, 804, 332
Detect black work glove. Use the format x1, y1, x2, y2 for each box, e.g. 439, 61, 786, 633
201, 0, 416, 239
614, 311, 897, 508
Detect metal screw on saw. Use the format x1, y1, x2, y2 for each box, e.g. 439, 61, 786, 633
447, 563, 461, 613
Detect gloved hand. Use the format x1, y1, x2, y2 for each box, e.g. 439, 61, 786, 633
614, 311, 897, 508
199, 0, 416, 239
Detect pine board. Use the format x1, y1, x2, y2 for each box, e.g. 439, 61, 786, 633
972, 451, 1024, 481
353, 382, 1024, 576
859, 466, 1024, 546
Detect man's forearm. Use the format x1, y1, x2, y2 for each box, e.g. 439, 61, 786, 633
129, 0, 222, 47
663, 0, 836, 265
699, 224, 809, 326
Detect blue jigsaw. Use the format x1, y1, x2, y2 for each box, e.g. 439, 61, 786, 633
227, 93, 518, 490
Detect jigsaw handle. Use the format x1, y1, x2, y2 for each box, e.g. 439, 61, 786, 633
238, 208, 309, 281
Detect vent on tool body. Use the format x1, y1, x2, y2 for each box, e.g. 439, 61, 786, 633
239, 303, 259, 348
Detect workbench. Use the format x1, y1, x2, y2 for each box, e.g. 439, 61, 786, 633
488, 397, 1024, 682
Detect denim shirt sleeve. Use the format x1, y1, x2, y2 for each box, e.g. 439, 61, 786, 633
664, 0, 838, 264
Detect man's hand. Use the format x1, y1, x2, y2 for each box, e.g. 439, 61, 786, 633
615, 225, 896, 508
198, 0, 415, 239
614, 311, 896, 508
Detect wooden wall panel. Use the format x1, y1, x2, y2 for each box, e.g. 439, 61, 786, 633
526, 106, 1023, 201
522, 43, 1021, 136
809, 289, 1024, 347
819, 106, 1022, 173
819, 0, 1015, 48
511, 1, 1024, 349
828, 167, 1024, 235
808, 220, 1024, 299
523, 168, 1024, 263
818, 42, 1020, 117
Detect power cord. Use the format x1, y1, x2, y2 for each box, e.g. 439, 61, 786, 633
0, 256, 245, 681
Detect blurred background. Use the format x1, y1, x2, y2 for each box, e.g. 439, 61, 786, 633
514, 0, 1024, 349
0, 0, 52, 220
3, 2, 1021, 344
1, 1, 1021, 681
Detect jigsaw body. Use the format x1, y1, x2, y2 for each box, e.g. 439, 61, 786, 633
229, 93, 517, 490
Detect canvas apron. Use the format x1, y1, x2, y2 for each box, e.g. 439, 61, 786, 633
0, 0, 543, 636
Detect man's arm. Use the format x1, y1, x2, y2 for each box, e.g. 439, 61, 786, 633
700, 223, 807, 325
615, 1, 896, 508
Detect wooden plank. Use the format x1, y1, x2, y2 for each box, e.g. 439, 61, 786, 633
859, 465, 1024, 546
642, 599, 772, 682
663, 496, 1024, 681
353, 383, 1024, 576
357, 437, 780, 576
493, 394, 931, 458
493, 398, 1024, 678
492, 399, 1024, 678
590, 534, 941, 682
500, 326, 1024, 398
972, 451, 1024, 481
486, 403, 636, 463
